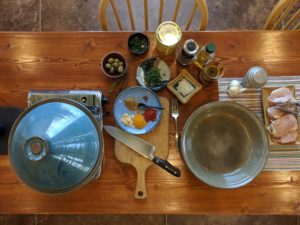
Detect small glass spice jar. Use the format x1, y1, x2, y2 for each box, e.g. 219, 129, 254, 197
177, 39, 199, 66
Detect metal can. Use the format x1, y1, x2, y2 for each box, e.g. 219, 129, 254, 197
156, 21, 182, 56
242, 67, 268, 88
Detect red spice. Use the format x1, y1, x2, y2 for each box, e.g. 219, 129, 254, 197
143, 108, 157, 122
142, 95, 148, 102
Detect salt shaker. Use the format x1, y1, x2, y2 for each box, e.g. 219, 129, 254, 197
241, 66, 268, 88
177, 39, 199, 66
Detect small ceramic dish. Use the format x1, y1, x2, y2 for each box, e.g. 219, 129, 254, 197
101, 52, 128, 79
128, 33, 150, 55
136, 57, 171, 92
113, 86, 162, 135
167, 69, 202, 104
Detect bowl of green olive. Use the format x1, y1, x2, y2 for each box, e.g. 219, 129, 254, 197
101, 52, 128, 78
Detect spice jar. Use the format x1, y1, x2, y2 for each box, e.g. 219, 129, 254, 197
177, 39, 199, 66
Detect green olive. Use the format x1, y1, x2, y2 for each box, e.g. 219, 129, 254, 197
105, 63, 111, 69
108, 58, 114, 63
113, 62, 119, 68
109, 67, 115, 73
118, 61, 124, 66
114, 58, 120, 63
118, 65, 124, 73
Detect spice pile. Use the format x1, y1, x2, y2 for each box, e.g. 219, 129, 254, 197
120, 96, 158, 130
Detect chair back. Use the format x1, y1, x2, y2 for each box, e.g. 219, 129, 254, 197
264, 0, 300, 30
99, 0, 208, 31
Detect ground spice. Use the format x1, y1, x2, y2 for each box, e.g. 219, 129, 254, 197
124, 97, 137, 111
133, 114, 147, 129
143, 108, 157, 122
142, 95, 148, 102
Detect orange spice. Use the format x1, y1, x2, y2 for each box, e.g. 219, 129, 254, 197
133, 114, 147, 129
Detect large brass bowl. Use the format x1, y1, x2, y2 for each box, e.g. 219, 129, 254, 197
181, 101, 269, 188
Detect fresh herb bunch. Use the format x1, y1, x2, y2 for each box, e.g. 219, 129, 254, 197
129, 36, 148, 53
144, 68, 162, 87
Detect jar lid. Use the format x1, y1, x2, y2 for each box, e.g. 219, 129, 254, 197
183, 39, 199, 56
156, 21, 182, 46
206, 43, 216, 54
9, 99, 103, 194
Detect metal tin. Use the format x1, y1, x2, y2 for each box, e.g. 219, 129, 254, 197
242, 66, 268, 88
156, 21, 182, 56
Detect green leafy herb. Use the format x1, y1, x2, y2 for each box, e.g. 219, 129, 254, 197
129, 36, 148, 53
144, 68, 162, 87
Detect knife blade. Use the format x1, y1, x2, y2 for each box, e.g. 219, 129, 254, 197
274, 106, 299, 116
104, 125, 181, 177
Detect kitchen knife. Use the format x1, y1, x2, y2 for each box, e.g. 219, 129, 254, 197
104, 125, 181, 177
274, 106, 298, 116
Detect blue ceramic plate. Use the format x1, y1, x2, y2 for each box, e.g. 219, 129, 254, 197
114, 86, 162, 135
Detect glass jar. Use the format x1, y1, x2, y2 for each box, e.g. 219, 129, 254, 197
194, 43, 216, 68
177, 39, 199, 66
155, 21, 182, 56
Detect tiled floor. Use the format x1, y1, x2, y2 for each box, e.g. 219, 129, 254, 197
0, 214, 299, 225
0, 0, 278, 31
0, 0, 299, 224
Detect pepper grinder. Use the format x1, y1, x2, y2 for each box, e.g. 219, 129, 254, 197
177, 39, 199, 66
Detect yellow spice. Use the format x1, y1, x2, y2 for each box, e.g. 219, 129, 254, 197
133, 114, 147, 129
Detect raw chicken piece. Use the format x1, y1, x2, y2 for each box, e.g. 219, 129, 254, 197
267, 106, 286, 120
267, 87, 294, 104
279, 130, 298, 144
268, 114, 298, 138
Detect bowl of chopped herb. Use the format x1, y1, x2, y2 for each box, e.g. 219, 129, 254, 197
136, 57, 170, 92
101, 52, 128, 79
128, 33, 150, 55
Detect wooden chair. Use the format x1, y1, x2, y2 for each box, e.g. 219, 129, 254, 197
264, 0, 300, 30
99, 0, 208, 31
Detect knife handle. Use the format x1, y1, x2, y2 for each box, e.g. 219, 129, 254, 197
152, 156, 181, 177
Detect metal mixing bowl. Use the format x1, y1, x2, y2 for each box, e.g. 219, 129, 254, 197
181, 101, 269, 188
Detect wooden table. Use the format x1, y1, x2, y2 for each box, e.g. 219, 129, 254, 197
1, 31, 300, 214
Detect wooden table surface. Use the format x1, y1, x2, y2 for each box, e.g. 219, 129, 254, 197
1, 31, 300, 214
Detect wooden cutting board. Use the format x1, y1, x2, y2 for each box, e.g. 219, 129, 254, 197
114, 97, 169, 199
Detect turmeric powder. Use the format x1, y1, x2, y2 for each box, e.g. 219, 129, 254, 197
133, 114, 147, 129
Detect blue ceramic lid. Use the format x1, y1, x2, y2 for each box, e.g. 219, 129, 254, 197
8, 99, 103, 194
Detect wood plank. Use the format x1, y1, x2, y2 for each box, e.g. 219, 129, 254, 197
0, 31, 300, 214
115, 97, 169, 199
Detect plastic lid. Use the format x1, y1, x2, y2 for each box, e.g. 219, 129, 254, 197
206, 43, 216, 53
9, 99, 103, 194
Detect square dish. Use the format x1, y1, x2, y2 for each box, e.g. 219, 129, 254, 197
261, 86, 300, 145
167, 69, 202, 104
